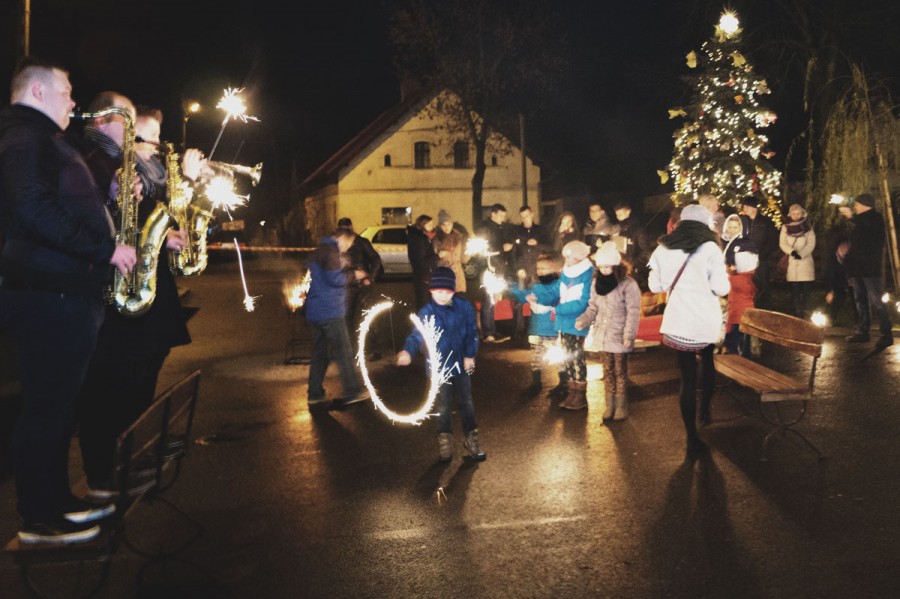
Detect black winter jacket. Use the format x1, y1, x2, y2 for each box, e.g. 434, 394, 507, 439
845, 209, 885, 278
0, 105, 114, 296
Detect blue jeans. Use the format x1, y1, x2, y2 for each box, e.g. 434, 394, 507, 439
852, 277, 893, 338
0, 289, 104, 522
436, 371, 477, 435
308, 317, 362, 400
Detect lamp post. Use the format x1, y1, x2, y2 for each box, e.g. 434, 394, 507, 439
182, 100, 201, 148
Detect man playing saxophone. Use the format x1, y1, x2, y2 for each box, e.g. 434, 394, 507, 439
74, 100, 193, 502
0, 58, 136, 544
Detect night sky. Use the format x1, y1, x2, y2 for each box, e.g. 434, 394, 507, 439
1, 0, 895, 223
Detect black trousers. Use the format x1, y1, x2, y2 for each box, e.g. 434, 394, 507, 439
0, 289, 104, 522
77, 351, 168, 487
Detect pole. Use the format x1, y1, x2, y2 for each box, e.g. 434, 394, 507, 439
519, 112, 527, 208
21, 0, 30, 58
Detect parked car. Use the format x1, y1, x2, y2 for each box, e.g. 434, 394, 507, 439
359, 224, 412, 275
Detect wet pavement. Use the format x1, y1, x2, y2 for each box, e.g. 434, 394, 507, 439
1, 254, 899, 598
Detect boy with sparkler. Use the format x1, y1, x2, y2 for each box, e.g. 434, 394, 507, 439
397, 266, 485, 462
507, 255, 566, 397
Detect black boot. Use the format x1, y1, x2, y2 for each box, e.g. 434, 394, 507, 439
549, 371, 568, 399
523, 370, 542, 396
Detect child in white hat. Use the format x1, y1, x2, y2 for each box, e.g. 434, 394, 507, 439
575, 242, 642, 420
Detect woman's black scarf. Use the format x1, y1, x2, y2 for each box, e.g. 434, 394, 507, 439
785, 217, 810, 237
658, 220, 719, 252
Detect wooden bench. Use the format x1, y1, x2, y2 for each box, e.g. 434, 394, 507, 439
713, 309, 824, 461
4, 369, 202, 598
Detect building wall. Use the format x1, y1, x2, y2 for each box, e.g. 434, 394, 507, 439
305, 93, 540, 238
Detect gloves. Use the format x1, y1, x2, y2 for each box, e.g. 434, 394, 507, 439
530, 303, 551, 315
791, 250, 801, 260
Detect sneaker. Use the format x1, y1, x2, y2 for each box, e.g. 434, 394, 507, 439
62, 498, 115, 524
483, 335, 496, 343
341, 389, 371, 405
875, 336, 894, 349
846, 333, 870, 343
463, 429, 486, 461
18, 518, 101, 545
87, 471, 156, 501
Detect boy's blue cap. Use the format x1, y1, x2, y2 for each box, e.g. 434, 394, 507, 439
429, 266, 456, 291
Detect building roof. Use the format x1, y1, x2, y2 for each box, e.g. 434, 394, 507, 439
302, 93, 430, 190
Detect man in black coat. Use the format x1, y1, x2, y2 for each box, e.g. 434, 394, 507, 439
407, 214, 439, 309
337, 217, 382, 339
0, 59, 136, 544
842, 194, 893, 348
741, 196, 778, 308
476, 203, 513, 342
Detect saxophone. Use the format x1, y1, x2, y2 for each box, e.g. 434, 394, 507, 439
71, 108, 173, 316
171, 155, 215, 277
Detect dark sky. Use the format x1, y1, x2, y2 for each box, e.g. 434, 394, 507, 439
4, 0, 888, 218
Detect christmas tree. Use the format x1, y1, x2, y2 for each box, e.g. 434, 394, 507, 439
664, 10, 782, 222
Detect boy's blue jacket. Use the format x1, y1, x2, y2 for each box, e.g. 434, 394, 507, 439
305, 237, 347, 323
508, 280, 559, 337
403, 295, 479, 374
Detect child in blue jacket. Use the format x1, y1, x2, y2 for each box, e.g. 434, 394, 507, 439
528, 241, 594, 410
508, 255, 565, 397
397, 267, 485, 462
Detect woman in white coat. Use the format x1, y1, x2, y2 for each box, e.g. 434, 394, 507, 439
648, 204, 730, 455
779, 204, 816, 318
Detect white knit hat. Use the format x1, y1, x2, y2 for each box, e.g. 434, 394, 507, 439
562, 240, 591, 261
734, 251, 759, 274
680, 204, 713, 225
593, 241, 622, 267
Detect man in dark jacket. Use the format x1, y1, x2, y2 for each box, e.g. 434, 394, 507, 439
741, 196, 778, 307
0, 58, 136, 544
337, 217, 382, 339
74, 100, 193, 501
407, 214, 439, 310
306, 230, 370, 408
842, 194, 893, 348
476, 203, 513, 342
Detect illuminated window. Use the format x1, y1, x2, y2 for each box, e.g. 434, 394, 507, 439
491, 155, 498, 166
414, 142, 430, 169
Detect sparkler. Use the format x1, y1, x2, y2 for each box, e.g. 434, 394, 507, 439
356, 302, 453, 425
810, 311, 828, 327
481, 269, 508, 296
209, 87, 259, 161
205, 176, 249, 210
545, 341, 567, 365
286, 271, 312, 312
465, 237, 489, 257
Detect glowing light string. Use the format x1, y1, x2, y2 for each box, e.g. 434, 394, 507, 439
206, 176, 256, 311
356, 301, 453, 425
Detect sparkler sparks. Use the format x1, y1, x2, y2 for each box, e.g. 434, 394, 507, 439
465, 237, 489, 257
356, 302, 452, 425
286, 271, 312, 312
810, 311, 828, 327
481, 270, 508, 296
216, 88, 259, 124
205, 176, 249, 210
544, 341, 568, 365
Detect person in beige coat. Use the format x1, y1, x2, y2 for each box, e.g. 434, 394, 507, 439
433, 210, 469, 295
779, 204, 816, 318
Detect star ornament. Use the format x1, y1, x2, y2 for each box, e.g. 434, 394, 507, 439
716, 11, 741, 40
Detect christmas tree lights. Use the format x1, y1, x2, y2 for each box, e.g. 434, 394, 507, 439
665, 10, 782, 224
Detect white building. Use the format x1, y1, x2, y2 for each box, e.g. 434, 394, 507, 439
302, 91, 541, 238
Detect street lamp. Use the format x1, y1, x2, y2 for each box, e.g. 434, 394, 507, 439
182, 100, 201, 148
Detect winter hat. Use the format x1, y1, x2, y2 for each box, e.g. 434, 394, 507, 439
680, 204, 712, 225
854, 193, 876, 208
734, 251, 759, 274
741, 196, 759, 209
429, 266, 456, 291
437, 209, 452, 225
787, 204, 807, 219
562, 240, 591, 261
593, 241, 622, 267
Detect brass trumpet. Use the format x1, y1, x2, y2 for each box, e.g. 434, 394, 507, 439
207, 161, 263, 187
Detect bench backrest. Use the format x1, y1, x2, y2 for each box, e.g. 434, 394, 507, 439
739, 309, 823, 357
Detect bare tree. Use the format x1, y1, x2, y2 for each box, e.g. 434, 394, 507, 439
389, 0, 565, 226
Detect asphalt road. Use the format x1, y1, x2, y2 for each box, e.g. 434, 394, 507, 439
1, 254, 899, 598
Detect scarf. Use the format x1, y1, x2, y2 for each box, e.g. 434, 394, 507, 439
657, 220, 718, 252
785, 218, 810, 237
538, 273, 559, 284
594, 271, 618, 295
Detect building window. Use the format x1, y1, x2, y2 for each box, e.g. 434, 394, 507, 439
414, 142, 430, 169
384, 154, 391, 167
491, 155, 498, 167
453, 141, 469, 168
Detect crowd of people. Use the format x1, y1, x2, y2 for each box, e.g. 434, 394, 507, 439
0, 58, 220, 545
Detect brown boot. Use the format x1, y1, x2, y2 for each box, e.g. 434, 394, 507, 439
559, 381, 588, 410
601, 391, 615, 420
